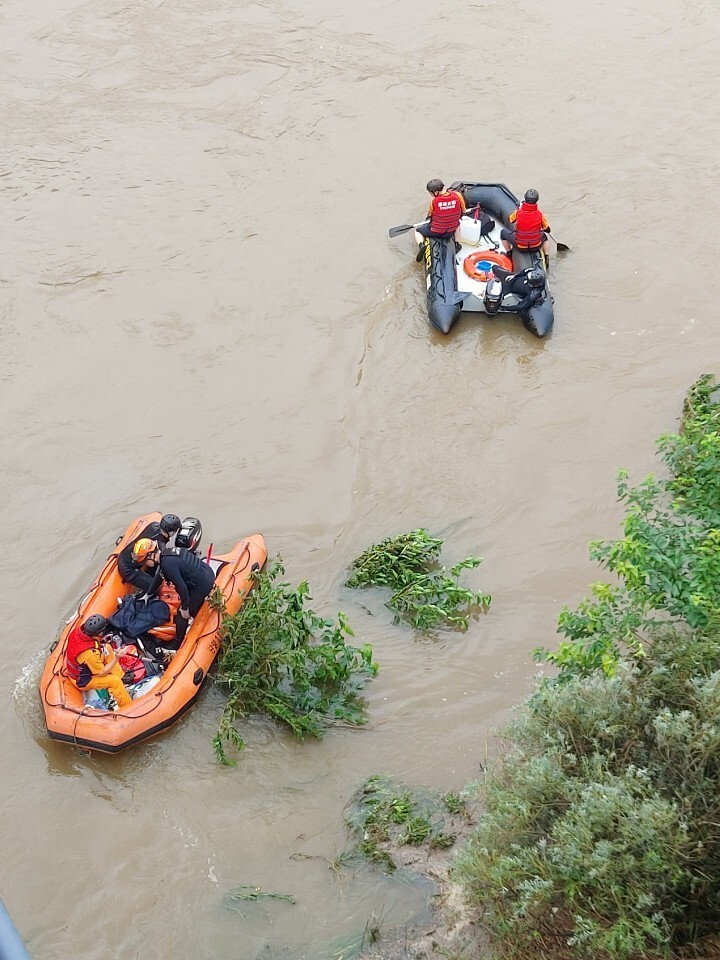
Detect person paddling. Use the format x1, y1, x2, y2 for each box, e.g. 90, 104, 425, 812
415, 179, 466, 260
501, 188, 551, 259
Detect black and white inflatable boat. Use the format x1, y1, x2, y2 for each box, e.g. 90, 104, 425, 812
416, 181, 555, 338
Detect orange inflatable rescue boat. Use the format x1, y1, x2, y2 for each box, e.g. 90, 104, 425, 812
40, 513, 267, 753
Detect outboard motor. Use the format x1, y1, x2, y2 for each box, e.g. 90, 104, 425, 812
176, 517, 203, 554
483, 277, 503, 315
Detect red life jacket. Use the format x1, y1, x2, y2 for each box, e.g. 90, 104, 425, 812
514, 202, 544, 248
65, 624, 102, 681
429, 191, 464, 234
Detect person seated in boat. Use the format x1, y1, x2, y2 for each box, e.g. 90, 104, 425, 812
503, 266, 547, 313
492, 266, 547, 314
159, 544, 216, 642
117, 514, 181, 594
65, 614, 132, 709
501, 189, 551, 258
415, 179, 466, 260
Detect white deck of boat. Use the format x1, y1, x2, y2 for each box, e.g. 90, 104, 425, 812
454, 216, 509, 313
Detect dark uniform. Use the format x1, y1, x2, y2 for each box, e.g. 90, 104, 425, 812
117, 521, 165, 594
493, 266, 546, 315
160, 547, 215, 641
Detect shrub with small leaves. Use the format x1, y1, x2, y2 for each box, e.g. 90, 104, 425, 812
455, 726, 693, 958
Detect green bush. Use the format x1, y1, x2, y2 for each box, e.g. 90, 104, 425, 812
535, 375, 720, 681
456, 757, 688, 958
456, 376, 720, 958
453, 658, 720, 958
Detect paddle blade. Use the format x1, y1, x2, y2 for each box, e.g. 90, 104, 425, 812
549, 232, 570, 252
388, 223, 415, 238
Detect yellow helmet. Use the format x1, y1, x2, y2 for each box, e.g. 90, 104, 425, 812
132, 538, 156, 562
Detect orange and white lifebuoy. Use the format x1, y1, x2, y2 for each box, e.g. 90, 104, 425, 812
462, 249, 513, 282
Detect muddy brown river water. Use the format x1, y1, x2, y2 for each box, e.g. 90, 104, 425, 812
2, 0, 720, 956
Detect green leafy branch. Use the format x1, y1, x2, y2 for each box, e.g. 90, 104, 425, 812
346, 529, 490, 632
213, 560, 378, 764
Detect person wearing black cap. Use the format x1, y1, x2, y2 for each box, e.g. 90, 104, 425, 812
501, 188, 551, 258
64, 614, 132, 709
138, 513, 182, 549
415, 179, 467, 260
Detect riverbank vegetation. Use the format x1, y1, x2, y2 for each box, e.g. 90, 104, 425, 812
453, 375, 720, 959
213, 561, 377, 764
346, 529, 491, 631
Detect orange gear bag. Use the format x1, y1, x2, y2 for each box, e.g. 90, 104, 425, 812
158, 581, 182, 619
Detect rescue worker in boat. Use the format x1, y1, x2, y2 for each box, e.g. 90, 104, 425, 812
118, 537, 162, 595
117, 513, 182, 594
492, 266, 547, 314
501, 188, 551, 259
138, 512, 182, 548
415, 179, 466, 261
159, 545, 216, 642
65, 614, 132, 709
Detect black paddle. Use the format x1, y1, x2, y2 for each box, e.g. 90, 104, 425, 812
388, 219, 429, 239
548, 232, 570, 252
388, 204, 482, 239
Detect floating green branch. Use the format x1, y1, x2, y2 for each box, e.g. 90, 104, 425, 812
213, 560, 378, 764
340, 775, 463, 872
224, 885, 296, 906
346, 529, 490, 631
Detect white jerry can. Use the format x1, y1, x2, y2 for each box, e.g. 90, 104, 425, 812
458, 216, 482, 245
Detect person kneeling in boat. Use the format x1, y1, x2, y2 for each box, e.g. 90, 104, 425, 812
501, 188, 551, 259
65, 614, 132, 709
415, 179, 466, 261
117, 514, 182, 594
493, 266, 547, 314
118, 536, 163, 597
159, 545, 216, 643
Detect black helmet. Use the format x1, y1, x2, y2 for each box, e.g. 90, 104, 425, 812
524, 188, 539, 204
526, 268, 545, 288
426, 179, 444, 193
160, 513, 181, 535
82, 614, 107, 637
